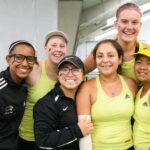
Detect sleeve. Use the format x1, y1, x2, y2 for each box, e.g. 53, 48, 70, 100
33, 96, 83, 149
78, 115, 93, 150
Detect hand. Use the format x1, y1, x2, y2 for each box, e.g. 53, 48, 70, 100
77, 120, 93, 136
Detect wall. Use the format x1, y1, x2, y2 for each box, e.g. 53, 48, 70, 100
0, 0, 58, 70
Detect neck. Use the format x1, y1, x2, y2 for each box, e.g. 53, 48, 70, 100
117, 38, 136, 61
117, 38, 136, 52
142, 82, 150, 92
60, 85, 77, 99
10, 74, 22, 84
100, 73, 118, 83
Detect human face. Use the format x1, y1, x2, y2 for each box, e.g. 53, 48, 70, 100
115, 9, 141, 43
6, 44, 36, 84
45, 36, 67, 64
96, 43, 122, 76
58, 63, 84, 90
135, 55, 150, 83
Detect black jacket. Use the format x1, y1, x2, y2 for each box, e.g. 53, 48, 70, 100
0, 68, 26, 150
33, 83, 83, 150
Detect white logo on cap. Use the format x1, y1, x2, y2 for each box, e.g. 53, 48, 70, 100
65, 57, 74, 60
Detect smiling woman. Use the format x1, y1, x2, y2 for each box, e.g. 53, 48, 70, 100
77, 39, 137, 150
0, 40, 36, 150
33, 55, 93, 150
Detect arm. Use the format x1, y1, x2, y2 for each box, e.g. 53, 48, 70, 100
76, 81, 93, 150
83, 51, 96, 74
25, 62, 41, 87
33, 96, 85, 149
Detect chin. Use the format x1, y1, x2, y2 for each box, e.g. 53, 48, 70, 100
17, 73, 30, 79
123, 36, 136, 42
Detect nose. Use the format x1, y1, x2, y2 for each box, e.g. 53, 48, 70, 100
55, 45, 61, 51
67, 69, 74, 76
140, 63, 147, 70
21, 58, 28, 66
127, 22, 133, 29
102, 56, 109, 62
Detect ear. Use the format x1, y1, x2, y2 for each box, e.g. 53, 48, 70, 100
140, 22, 142, 27
44, 45, 50, 54
114, 20, 118, 29
6, 56, 11, 65
119, 55, 122, 64
5, 56, 10, 64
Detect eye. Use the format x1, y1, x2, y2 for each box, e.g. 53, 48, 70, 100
135, 60, 142, 64
108, 54, 114, 57
51, 44, 57, 47
121, 20, 128, 24
60, 45, 65, 48
27, 56, 35, 62
15, 54, 24, 60
97, 55, 103, 58
147, 61, 150, 65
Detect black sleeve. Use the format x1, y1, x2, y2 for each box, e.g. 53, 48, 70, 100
33, 96, 83, 149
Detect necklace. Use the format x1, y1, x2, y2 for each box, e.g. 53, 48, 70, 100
111, 92, 116, 97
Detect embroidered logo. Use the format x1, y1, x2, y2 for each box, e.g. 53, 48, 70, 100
62, 106, 68, 111
125, 94, 130, 99
142, 101, 148, 106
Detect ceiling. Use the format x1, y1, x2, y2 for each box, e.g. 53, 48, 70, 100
77, 0, 150, 45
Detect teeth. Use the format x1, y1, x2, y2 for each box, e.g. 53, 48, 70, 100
19, 68, 28, 73
139, 72, 146, 75
66, 80, 74, 83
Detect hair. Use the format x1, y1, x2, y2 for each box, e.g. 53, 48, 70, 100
9, 40, 36, 54
116, 2, 142, 19
92, 39, 123, 73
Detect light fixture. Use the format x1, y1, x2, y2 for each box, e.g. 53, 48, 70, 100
94, 29, 117, 41
106, 17, 116, 26
140, 2, 150, 13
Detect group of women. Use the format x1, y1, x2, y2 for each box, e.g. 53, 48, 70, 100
78, 2, 150, 150
0, 2, 149, 150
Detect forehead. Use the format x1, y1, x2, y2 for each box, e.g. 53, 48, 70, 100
48, 36, 66, 44
97, 43, 117, 53
12, 44, 35, 55
136, 54, 150, 61
118, 9, 141, 20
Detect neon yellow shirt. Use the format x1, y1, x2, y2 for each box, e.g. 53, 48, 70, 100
133, 87, 150, 150
91, 75, 134, 150
19, 61, 56, 141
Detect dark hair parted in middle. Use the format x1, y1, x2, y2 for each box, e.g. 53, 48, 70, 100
92, 39, 123, 73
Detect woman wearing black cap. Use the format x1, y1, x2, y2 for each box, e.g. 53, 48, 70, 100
0, 40, 37, 150
33, 55, 93, 150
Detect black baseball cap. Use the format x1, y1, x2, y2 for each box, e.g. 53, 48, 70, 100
58, 55, 84, 71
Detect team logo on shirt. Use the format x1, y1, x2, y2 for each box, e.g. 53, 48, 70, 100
125, 94, 130, 99
142, 101, 148, 106
0, 77, 8, 90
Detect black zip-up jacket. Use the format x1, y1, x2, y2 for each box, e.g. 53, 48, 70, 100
33, 83, 83, 150
0, 68, 26, 150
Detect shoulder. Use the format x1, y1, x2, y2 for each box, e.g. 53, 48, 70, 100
122, 75, 137, 96
34, 89, 55, 111
78, 78, 96, 92
138, 41, 150, 50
